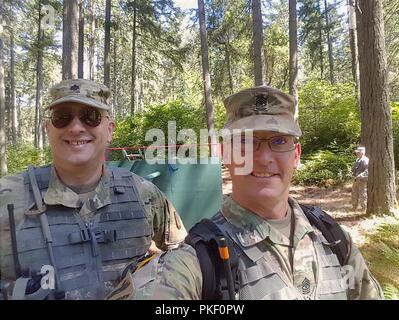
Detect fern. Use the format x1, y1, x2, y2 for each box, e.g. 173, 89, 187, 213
383, 284, 399, 300
361, 219, 399, 298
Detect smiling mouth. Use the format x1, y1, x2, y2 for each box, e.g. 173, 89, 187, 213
65, 140, 92, 145
251, 172, 277, 178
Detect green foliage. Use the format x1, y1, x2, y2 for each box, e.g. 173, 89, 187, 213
360, 219, 399, 299
391, 102, 399, 168
213, 100, 228, 129
111, 100, 206, 149
6, 145, 52, 174
298, 80, 360, 155
293, 149, 354, 186
383, 284, 399, 300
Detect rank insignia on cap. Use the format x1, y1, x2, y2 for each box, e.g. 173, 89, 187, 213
70, 84, 80, 91
254, 94, 269, 113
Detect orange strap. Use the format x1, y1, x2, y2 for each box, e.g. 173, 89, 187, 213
218, 246, 230, 260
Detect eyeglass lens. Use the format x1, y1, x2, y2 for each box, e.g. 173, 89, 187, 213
238, 135, 296, 152
50, 107, 103, 128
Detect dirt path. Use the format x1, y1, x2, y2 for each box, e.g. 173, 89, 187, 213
221, 167, 397, 246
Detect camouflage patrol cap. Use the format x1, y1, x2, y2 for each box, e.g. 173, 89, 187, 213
46, 79, 111, 111
223, 85, 302, 137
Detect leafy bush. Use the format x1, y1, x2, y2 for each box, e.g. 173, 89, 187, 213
111, 100, 207, 149
293, 149, 354, 186
111, 100, 213, 160
7, 145, 52, 174
391, 102, 399, 169
298, 80, 361, 156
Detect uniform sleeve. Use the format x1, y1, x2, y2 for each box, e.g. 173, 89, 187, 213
132, 174, 187, 251
344, 232, 384, 300
132, 244, 203, 300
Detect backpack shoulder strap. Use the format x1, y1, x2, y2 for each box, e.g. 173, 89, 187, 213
300, 204, 350, 266
186, 218, 238, 300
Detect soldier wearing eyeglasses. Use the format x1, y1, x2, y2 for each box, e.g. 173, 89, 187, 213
0, 79, 186, 300
115, 85, 383, 300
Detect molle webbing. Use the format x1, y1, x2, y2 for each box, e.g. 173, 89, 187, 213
13, 165, 152, 299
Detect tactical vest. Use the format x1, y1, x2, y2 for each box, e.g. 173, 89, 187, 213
10, 165, 151, 300
209, 212, 348, 300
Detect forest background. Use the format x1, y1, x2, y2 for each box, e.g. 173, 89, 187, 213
0, 0, 398, 299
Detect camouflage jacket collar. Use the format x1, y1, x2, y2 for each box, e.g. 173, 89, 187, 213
44, 165, 112, 212
221, 195, 314, 247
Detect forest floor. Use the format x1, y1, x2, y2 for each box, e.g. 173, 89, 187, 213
222, 167, 399, 298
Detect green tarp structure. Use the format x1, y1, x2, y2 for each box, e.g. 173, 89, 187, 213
106, 157, 222, 230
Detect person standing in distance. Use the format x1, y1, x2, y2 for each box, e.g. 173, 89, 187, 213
351, 146, 369, 212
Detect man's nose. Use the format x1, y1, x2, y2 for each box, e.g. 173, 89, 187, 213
254, 141, 273, 163
67, 116, 86, 132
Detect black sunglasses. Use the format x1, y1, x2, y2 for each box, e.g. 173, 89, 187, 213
49, 107, 108, 129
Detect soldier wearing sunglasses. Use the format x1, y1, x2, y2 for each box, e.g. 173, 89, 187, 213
0, 79, 186, 300
116, 85, 383, 301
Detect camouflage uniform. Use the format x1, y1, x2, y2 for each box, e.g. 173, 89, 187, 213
128, 195, 383, 300
0, 79, 187, 299
112, 85, 383, 300
352, 148, 369, 211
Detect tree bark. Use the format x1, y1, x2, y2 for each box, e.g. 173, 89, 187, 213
324, 0, 335, 84
35, 0, 44, 150
62, 0, 79, 79
348, 0, 360, 109
225, 40, 234, 95
104, 0, 111, 88
130, 3, 137, 115
0, 0, 7, 176
357, 0, 396, 215
88, 0, 96, 80
9, 4, 17, 146
78, 0, 84, 78
198, 0, 217, 156
112, 35, 117, 118
251, 0, 265, 86
289, 0, 299, 122
317, 0, 324, 79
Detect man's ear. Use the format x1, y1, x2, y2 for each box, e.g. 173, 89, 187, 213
293, 143, 302, 169
44, 119, 50, 133
107, 120, 115, 143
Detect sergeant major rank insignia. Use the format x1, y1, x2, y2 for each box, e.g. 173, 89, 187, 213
254, 94, 269, 114
70, 84, 80, 92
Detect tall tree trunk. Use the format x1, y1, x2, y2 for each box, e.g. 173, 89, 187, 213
112, 36, 118, 118
357, 0, 396, 215
317, 0, 324, 79
35, 0, 44, 150
130, 3, 137, 115
289, 0, 299, 122
78, 0, 84, 78
88, 0, 95, 80
62, 0, 79, 79
251, 0, 265, 86
0, 0, 7, 176
9, 4, 17, 146
104, 0, 111, 88
198, 0, 217, 156
324, 0, 335, 84
348, 0, 360, 108
17, 95, 21, 140
225, 40, 234, 95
